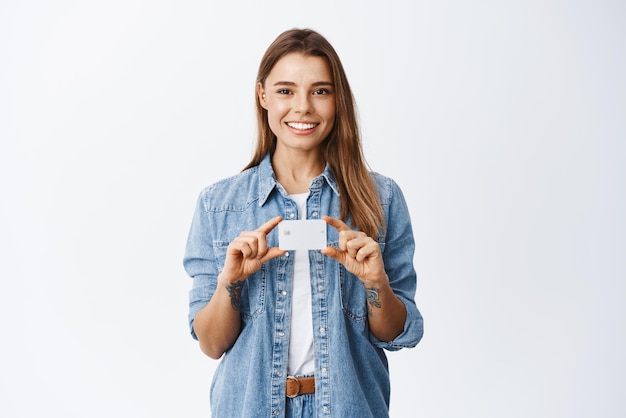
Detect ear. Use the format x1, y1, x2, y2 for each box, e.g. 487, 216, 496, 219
257, 82, 268, 109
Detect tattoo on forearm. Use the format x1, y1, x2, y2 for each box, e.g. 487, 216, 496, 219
366, 287, 382, 312
226, 280, 245, 311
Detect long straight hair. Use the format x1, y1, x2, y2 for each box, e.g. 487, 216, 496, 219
244, 28, 385, 238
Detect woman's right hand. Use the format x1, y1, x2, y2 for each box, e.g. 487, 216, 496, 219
219, 216, 286, 284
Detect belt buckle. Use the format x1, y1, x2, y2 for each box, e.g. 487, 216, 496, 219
286, 375, 301, 398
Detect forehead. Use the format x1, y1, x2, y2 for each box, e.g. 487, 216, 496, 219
267, 53, 333, 83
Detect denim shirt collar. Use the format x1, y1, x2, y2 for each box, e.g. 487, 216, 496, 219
257, 153, 341, 206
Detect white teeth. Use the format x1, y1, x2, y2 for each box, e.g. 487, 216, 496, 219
288, 122, 317, 130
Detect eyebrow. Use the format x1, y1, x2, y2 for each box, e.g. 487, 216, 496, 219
272, 81, 334, 87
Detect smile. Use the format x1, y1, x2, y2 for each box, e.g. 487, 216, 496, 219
287, 122, 318, 130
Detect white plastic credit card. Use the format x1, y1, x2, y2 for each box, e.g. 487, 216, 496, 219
278, 219, 327, 250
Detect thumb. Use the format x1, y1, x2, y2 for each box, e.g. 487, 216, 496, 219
321, 245, 343, 262
259, 247, 287, 263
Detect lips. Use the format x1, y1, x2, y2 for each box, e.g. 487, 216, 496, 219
287, 122, 318, 130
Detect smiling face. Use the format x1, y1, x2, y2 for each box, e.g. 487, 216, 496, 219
257, 53, 336, 156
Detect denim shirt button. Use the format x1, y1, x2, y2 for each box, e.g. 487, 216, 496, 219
319, 327, 325, 334
272, 410, 280, 416
289, 213, 295, 219
281, 290, 287, 296
312, 211, 318, 217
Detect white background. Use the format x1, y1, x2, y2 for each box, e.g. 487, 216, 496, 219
1, 1, 624, 417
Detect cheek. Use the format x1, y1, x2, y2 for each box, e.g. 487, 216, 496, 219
324, 104, 336, 123
325, 108, 336, 129
267, 108, 282, 127
266, 109, 289, 138
267, 101, 289, 118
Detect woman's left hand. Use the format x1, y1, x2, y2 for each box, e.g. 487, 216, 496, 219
322, 216, 406, 341
321, 216, 387, 287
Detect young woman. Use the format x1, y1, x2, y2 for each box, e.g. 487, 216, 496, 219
183, 28, 423, 418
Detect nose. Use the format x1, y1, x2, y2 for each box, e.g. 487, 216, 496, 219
295, 94, 312, 114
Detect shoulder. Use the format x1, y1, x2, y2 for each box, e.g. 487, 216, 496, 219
369, 172, 404, 206
198, 166, 261, 212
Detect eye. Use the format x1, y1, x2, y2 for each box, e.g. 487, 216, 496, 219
313, 88, 331, 95
277, 89, 291, 95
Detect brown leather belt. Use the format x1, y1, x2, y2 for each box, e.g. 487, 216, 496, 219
286, 376, 315, 398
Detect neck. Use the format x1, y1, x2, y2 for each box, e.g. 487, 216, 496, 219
272, 149, 325, 194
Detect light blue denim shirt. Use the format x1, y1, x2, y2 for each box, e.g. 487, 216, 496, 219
183, 154, 423, 417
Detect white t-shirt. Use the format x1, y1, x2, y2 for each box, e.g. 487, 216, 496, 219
287, 193, 315, 376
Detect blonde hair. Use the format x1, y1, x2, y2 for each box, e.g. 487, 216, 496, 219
244, 28, 384, 238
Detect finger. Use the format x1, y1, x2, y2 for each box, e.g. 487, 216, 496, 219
338, 229, 366, 252
241, 230, 266, 259
355, 241, 379, 262
229, 237, 253, 259
244, 234, 262, 259
256, 216, 283, 234
322, 215, 351, 232
321, 245, 343, 262
259, 247, 287, 264
345, 237, 361, 259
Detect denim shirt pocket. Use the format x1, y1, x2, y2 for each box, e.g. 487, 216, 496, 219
339, 266, 367, 321
213, 240, 266, 319
338, 241, 387, 322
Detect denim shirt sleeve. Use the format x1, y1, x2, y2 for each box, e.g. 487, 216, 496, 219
369, 177, 424, 350
183, 190, 218, 340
